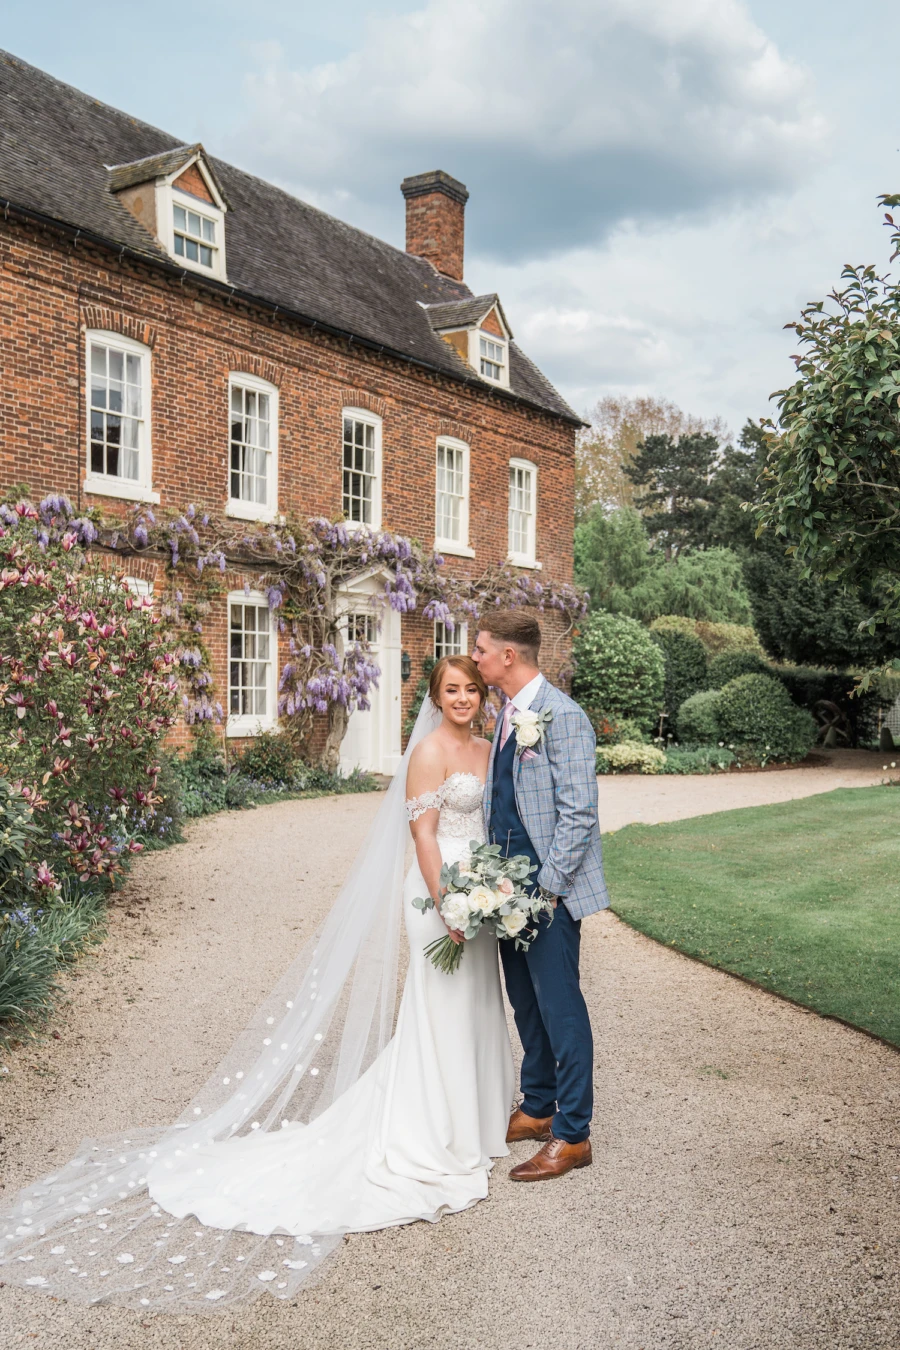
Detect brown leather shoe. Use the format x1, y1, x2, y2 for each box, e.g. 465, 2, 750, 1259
508, 1135, 592, 1182
506, 1107, 553, 1144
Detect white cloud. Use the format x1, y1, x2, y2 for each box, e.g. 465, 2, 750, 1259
232, 0, 827, 259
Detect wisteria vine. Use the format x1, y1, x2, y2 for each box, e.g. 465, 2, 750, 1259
7, 495, 587, 769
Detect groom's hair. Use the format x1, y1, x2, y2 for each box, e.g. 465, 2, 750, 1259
479, 610, 541, 665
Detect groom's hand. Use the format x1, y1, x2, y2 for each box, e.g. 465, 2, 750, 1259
538, 886, 559, 909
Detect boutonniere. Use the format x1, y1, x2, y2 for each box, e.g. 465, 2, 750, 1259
511, 706, 553, 756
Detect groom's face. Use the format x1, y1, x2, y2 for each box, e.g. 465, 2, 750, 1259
472, 631, 509, 688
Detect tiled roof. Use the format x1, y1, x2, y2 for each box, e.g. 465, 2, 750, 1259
423, 294, 511, 337
106, 144, 231, 207
0, 51, 579, 424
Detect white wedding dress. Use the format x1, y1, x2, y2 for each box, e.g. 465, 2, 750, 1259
147, 771, 514, 1236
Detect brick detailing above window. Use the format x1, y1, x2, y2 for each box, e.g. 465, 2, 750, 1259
227, 351, 284, 387
79, 306, 156, 348
438, 419, 474, 445
340, 389, 387, 419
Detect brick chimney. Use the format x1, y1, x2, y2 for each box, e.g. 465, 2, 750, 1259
401, 170, 469, 282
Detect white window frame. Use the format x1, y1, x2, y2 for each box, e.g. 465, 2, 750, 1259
434, 436, 474, 558
123, 575, 154, 602
226, 373, 279, 523
341, 407, 383, 530
434, 620, 468, 659
508, 457, 540, 568
83, 329, 159, 504
156, 177, 227, 281
226, 591, 278, 738
467, 328, 510, 388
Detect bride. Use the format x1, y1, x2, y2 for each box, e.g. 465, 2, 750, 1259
0, 655, 514, 1312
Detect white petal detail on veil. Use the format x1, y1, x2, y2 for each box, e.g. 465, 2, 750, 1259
0, 699, 443, 1313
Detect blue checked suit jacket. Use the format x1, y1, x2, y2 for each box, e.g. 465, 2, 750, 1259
484, 677, 609, 921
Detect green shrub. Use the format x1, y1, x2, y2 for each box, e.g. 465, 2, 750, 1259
0, 879, 105, 1034
596, 742, 667, 774
676, 689, 723, 745
716, 674, 817, 764
651, 615, 764, 657
707, 649, 771, 688
771, 665, 883, 747
232, 731, 302, 790
572, 611, 665, 727
584, 712, 650, 745
650, 627, 709, 732
661, 745, 736, 774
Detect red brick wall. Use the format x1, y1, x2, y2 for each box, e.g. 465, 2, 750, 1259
0, 214, 576, 749
403, 190, 465, 282
172, 164, 214, 205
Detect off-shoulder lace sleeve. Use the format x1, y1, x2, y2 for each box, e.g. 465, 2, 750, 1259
405, 787, 444, 822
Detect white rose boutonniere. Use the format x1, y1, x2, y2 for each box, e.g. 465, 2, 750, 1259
510, 706, 553, 755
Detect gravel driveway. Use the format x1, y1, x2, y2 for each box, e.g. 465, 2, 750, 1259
1, 751, 898, 1349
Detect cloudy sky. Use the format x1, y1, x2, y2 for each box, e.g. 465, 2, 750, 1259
5, 0, 899, 433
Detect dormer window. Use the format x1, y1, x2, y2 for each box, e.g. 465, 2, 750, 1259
173, 202, 217, 269
422, 294, 512, 390
108, 143, 229, 282
479, 335, 506, 383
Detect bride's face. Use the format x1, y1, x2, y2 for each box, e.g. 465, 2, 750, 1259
437, 669, 483, 727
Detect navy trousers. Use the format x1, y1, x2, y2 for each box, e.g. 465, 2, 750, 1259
491, 733, 594, 1143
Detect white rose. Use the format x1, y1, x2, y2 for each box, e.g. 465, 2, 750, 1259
466, 885, 497, 915
440, 893, 470, 931
500, 908, 528, 937
513, 712, 541, 747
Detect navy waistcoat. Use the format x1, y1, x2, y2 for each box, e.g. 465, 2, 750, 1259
490, 732, 540, 884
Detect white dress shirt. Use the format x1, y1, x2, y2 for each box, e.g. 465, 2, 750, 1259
507, 671, 544, 714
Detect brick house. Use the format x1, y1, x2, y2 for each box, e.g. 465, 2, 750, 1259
0, 52, 580, 774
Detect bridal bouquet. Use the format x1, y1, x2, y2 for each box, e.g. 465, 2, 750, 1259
412, 840, 552, 974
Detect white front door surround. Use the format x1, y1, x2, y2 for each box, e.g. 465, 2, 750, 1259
338, 572, 402, 776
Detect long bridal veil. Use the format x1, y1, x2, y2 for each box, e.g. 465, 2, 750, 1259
0, 698, 443, 1313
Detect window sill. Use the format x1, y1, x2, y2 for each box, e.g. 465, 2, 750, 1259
83, 475, 160, 505
434, 540, 475, 559
226, 499, 279, 524
507, 554, 542, 571
226, 715, 276, 739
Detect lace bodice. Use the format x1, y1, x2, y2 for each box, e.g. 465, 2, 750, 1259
406, 771, 486, 841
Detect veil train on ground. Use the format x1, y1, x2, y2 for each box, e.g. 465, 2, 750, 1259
0, 700, 442, 1313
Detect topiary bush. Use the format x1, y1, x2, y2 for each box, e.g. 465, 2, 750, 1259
715, 674, 817, 764
676, 689, 723, 745
596, 742, 667, 775
650, 627, 709, 732
572, 611, 665, 728
707, 649, 771, 689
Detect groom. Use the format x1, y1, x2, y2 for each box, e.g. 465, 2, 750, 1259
473, 610, 608, 1181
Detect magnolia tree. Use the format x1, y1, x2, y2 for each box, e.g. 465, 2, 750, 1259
0, 498, 179, 892
26, 498, 588, 772
756, 197, 900, 677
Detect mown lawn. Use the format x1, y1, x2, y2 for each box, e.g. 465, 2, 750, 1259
604, 786, 900, 1046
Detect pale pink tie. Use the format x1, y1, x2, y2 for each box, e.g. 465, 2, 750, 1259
498, 701, 514, 751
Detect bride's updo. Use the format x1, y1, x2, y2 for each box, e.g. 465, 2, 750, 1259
428, 654, 488, 711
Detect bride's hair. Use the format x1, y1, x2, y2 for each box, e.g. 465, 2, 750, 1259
428, 654, 488, 711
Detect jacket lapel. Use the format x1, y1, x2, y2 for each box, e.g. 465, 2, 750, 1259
513, 676, 550, 784
483, 694, 506, 827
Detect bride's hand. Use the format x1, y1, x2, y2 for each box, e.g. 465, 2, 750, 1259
446, 926, 465, 945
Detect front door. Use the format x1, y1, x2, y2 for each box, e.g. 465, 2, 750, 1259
339, 582, 402, 777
